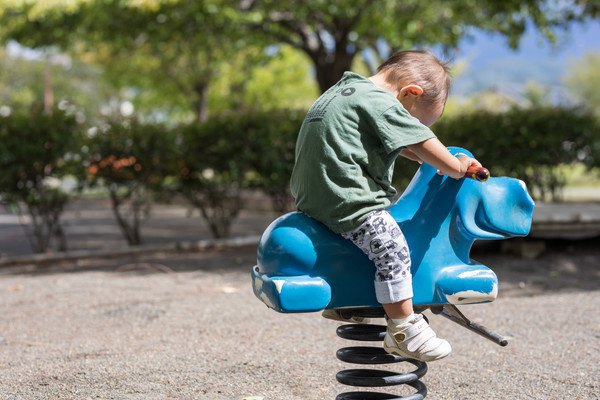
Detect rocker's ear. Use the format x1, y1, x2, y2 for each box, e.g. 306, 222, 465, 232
457, 178, 534, 239
478, 178, 534, 237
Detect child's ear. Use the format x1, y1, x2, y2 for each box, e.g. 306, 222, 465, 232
399, 85, 424, 98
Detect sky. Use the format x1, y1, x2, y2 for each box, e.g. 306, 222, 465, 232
451, 20, 600, 99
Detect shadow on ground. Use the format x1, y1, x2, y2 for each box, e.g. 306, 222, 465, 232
0, 246, 257, 276
473, 237, 600, 296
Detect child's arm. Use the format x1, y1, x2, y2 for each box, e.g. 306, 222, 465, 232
407, 138, 481, 180
399, 148, 423, 163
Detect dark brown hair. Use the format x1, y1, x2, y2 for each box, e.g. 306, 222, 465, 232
377, 49, 452, 106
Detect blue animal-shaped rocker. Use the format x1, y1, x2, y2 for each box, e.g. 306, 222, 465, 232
251, 147, 534, 399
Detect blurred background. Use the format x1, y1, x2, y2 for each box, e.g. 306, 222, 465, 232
0, 0, 599, 257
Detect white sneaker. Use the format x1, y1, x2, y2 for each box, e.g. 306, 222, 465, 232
321, 309, 370, 324
383, 314, 452, 362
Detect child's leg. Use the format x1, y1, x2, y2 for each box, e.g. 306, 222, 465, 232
382, 298, 413, 319
341, 210, 414, 305
341, 209, 451, 361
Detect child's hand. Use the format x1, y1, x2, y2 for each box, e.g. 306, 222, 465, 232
437, 155, 482, 179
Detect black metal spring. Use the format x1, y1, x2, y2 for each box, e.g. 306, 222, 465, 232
334, 308, 428, 400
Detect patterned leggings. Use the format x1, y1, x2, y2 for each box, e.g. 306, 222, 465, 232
341, 210, 413, 304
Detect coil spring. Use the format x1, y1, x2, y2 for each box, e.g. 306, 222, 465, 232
334, 308, 428, 400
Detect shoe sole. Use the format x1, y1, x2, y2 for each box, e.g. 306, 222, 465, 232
321, 310, 370, 324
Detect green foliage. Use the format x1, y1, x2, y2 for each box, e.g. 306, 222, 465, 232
0, 106, 84, 252
445, 81, 555, 117
240, 0, 599, 91
87, 118, 177, 244
3, 0, 597, 120
433, 106, 600, 200
176, 116, 254, 238
0, 45, 120, 123
0, 0, 260, 123
241, 109, 305, 212
565, 52, 600, 118
87, 119, 176, 189
210, 45, 318, 113
448, 91, 520, 119
176, 108, 304, 237
522, 81, 553, 108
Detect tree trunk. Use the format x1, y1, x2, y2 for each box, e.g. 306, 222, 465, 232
109, 186, 145, 246
302, 34, 356, 93
194, 81, 210, 123
27, 204, 50, 253
26, 199, 67, 253
186, 188, 243, 239
44, 63, 54, 115
312, 48, 356, 93
54, 222, 67, 252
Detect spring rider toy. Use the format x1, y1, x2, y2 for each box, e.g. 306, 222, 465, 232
251, 147, 534, 399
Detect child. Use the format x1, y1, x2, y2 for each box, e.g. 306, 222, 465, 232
290, 50, 481, 362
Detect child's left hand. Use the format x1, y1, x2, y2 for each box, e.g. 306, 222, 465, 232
437, 155, 482, 179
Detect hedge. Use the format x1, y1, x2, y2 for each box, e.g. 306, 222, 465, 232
432, 107, 600, 200
87, 118, 177, 245
0, 106, 84, 252
2, 105, 598, 251
175, 109, 304, 238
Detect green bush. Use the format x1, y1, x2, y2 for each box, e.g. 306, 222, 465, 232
0, 106, 84, 253
176, 109, 304, 238
6, 104, 588, 252
86, 118, 177, 245
425, 106, 599, 201
176, 115, 254, 238
241, 109, 304, 212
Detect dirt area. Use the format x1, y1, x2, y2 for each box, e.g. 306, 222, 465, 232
0, 242, 599, 400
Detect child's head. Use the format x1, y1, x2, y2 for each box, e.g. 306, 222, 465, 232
376, 50, 451, 126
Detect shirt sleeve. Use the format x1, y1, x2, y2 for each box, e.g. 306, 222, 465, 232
375, 105, 436, 153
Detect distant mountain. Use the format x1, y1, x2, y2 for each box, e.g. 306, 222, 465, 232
451, 20, 600, 99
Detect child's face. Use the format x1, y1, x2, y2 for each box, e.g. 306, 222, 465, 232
401, 97, 445, 127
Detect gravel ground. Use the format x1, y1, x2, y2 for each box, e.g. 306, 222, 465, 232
0, 245, 599, 400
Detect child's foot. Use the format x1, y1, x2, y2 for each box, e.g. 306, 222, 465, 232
383, 314, 451, 362
321, 309, 370, 324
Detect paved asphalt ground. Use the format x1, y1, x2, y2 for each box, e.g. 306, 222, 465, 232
1, 242, 598, 400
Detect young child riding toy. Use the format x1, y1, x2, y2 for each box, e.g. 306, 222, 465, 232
290, 50, 482, 362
